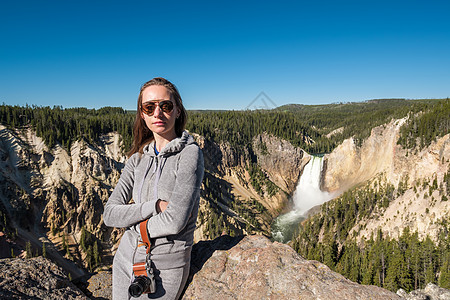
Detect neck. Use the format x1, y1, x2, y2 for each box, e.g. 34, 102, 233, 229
153, 132, 177, 152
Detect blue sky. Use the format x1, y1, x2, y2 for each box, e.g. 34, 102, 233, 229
1, 0, 449, 110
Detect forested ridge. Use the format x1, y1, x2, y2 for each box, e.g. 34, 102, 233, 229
1, 98, 447, 156
0, 105, 134, 151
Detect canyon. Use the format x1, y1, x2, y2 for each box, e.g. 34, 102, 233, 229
0, 107, 449, 298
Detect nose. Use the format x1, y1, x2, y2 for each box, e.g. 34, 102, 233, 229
153, 104, 163, 117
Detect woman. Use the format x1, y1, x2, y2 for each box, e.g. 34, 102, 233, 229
103, 77, 204, 299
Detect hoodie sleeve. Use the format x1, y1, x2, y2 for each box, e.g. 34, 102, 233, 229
146, 144, 204, 238
103, 154, 156, 228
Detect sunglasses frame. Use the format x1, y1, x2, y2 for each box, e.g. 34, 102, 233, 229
141, 100, 175, 116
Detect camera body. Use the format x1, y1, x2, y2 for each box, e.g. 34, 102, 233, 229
129, 259, 156, 297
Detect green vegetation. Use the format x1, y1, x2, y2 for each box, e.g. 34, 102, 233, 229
25, 241, 32, 258
292, 172, 450, 292
398, 99, 450, 150
1, 99, 445, 156
80, 226, 101, 271
0, 105, 134, 151
200, 171, 271, 239
247, 163, 279, 197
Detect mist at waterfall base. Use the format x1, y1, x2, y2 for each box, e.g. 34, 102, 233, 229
272, 156, 333, 243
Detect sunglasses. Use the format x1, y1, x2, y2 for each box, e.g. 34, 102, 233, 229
141, 100, 174, 115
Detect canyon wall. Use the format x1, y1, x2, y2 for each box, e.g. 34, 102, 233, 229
0, 124, 308, 273
322, 119, 450, 240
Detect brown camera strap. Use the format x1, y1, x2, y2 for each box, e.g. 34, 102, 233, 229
139, 219, 151, 254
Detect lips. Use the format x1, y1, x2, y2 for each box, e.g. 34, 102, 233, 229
153, 121, 165, 125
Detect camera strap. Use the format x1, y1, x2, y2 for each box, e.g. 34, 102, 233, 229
139, 219, 151, 254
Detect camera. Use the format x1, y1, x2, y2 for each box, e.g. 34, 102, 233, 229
129, 260, 156, 297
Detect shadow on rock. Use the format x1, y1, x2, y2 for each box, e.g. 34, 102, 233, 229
182, 235, 244, 294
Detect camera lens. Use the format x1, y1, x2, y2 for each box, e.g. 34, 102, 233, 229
129, 276, 151, 298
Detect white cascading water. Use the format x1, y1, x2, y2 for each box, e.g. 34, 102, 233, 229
272, 155, 333, 243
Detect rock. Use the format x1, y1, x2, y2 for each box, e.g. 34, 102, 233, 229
0, 256, 87, 299
183, 235, 400, 299
253, 132, 308, 193
397, 283, 450, 300
85, 271, 112, 300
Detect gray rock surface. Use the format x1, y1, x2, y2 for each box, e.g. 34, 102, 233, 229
0, 256, 87, 299
85, 271, 112, 300
183, 235, 401, 300
397, 283, 450, 300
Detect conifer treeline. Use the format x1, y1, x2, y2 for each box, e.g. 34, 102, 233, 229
188, 98, 446, 155
1, 98, 446, 156
397, 98, 450, 150
0, 105, 134, 151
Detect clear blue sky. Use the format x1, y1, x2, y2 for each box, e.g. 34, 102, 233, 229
1, 0, 449, 110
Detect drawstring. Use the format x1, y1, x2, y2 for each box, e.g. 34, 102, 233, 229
153, 156, 167, 202
137, 158, 154, 204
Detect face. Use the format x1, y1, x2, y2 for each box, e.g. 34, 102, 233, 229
141, 85, 180, 140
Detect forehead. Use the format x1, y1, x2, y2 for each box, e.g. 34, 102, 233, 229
142, 85, 172, 103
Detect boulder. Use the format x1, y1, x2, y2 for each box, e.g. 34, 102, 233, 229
183, 235, 400, 299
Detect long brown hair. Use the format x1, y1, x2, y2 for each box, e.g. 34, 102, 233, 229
127, 77, 187, 157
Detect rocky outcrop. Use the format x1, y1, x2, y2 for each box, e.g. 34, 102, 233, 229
0, 256, 87, 299
397, 283, 450, 300
0, 125, 125, 271
323, 118, 449, 194
184, 235, 400, 299
253, 132, 309, 193
84, 271, 112, 299
1, 236, 448, 300
323, 118, 407, 193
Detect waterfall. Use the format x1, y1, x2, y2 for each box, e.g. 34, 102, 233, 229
272, 155, 332, 243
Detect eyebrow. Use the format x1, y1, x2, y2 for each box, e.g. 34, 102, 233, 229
142, 99, 171, 103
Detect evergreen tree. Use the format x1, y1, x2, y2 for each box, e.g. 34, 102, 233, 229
439, 252, 450, 289
25, 241, 32, 258
42, 242, 47, 258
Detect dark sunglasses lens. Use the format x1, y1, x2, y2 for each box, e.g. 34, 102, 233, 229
160, 101, 174, 113
142, 103, 156, 115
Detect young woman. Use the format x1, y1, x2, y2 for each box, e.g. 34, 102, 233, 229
103, 77, 204, 299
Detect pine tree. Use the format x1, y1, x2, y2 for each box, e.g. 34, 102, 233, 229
26, 241, 32, 258
80, 226, 86, 252
93, 241, 100, 267
42, 242, 47, 258
439, 252, 450, 289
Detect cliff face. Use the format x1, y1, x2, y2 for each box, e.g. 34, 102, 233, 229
192, 132, 308, 241
253, 132, 308, 193
0, 124, 125, 272
196, 132, 307, 214
322, 119, 450, 241
323, 117, 449, 193
322, 118, 407, 193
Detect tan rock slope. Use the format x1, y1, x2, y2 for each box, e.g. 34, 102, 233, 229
322, 118, 450, 241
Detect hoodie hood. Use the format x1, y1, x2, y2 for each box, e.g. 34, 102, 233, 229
143, 131, 196, 157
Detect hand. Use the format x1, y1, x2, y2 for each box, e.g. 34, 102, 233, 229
156, 199, 168, 213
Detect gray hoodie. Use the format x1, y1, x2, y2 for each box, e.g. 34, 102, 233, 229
103, 131, 204, 271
